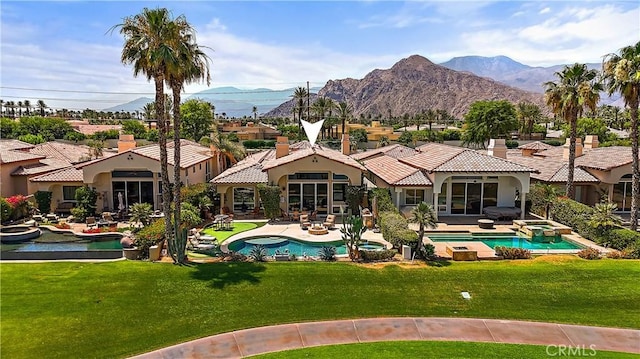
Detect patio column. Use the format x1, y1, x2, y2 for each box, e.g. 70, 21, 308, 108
520, 192, 526, 219
220, 192, 226, 214
608, 183, 614, 203
395, 187, 402, 208
432, 192, 439, 221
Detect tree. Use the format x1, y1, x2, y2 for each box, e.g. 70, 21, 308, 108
256, 184, 281, 222
142, 102, 155, 122
408, 202, 437, 258
122, 119, 147, 138
17, 101, 23, 117
516, 102, 542, 137
210, 126, 246, 166
23, 100, 31, 116
181, 99, 214, 142
377, 135, 389, 148
293, 86, 308, 129
335, 101, 352, 137
461, 100, 518, 148
349, 128, 368, 150
340, 215, 366, 261
252, 106, 258, 120
529, 183, 561, 219
588, 202, 622, 236
113, 7, 177, 257
545, 63, 601, 199
603, 42, 640, 230
87, 139, 104, 159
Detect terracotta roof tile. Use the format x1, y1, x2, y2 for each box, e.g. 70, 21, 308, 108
75, 125, 122, 136
364, 155, 431, 186
210, 150, 273, 184
576, 146, 637, 170
29, 141, 92, 164
30, 166, 84, 182
507, 154, 599, 183
351, 144, 418, 160
262, 142, 366, 171
518, 141, 553, 150
0, 150, 44, 164
11, 158, 73, 176
0, 139, 34, 151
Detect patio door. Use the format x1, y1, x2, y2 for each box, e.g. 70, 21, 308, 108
288, 183, 328, 214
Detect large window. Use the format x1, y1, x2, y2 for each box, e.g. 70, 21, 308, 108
233, 187, 255, 213
613, 174, 632, 212
62, 186, 80, 201
405, 189, 425, 205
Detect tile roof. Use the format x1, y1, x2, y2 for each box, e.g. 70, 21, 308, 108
351, 144, 418, 160
507, 154, 599, 183
210, 150, 273, 184
0, 150, 44, 164
29, 166, 84, 182
364, 155, 432, 186
406, 143, 534, 173
575, 147, 637, 171
0, 139, 34, 151
75, 125, 122, 136
28, 141, 92, 164
11, 158, 73, 176
261, 142, 366, 171
518, 141, 553, 150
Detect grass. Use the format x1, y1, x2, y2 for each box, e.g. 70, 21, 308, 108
254, 341, 638, 359
1, 257, 638, 358
201, 221, 265, 243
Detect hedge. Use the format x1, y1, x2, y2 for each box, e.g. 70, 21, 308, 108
379, 211, 418, 248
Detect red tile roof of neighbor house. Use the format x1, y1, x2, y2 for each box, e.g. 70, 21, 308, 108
364, 155, 432, 186
351, 144, 418, 160
0, 150, 44, 164
74, 124, 122, 136
0, 139, 34, 152
507, 153, 599, 183
532, 145, 638, 171
28, 141, 93, 164
11, 158, 74, 176
517, 141, 554, 150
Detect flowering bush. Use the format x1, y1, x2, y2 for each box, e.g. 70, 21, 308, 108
55, 223, 71, 229
82, 226, 117, 234
0, 197, 13, 223
5, 195, 30, 220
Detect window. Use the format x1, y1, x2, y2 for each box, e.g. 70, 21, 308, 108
205, 161, 211, 181
405, 189, 424, 205
288, 173, 328, 180
333, 183, 347, 202
193, 166, 195, 173
233, 187, 255, 213
333, 174, 348, 180
62, 186, 80, 201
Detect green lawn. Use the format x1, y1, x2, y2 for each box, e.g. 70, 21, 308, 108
1, 257, 638, 358
201, 221, 265, 243
254, 341, 637, 359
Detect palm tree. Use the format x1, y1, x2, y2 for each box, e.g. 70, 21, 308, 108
544, 64, 602, 199
516, 102, 542, 138
210, 125, 245, 166
166, 20, 211, 263
17, 101, 23, 117
335, 101, 352, 137
409, 202, 437, 258
603, 41, 640, 230
424, 108, 437, 132
23, 100, 31, 116
293, 86, 308, 129
0, 99, 4, 116
252, 106, 258, 120
113, 7, 178, 254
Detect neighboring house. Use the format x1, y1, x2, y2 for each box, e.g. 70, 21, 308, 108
0, 140, 94, 197
29, 135, 225, 213
507, 136, 639, 212
337, 121, 400, 142
220, 121, 281, 140
355, 140, 535, 219
211, 136, 365, 216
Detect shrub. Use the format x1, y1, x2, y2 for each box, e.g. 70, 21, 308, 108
505, 140, 519, 149
74, 186, 98, 220
18, 134, 46, 145
242, 140, 276, 149
180, 202, 203, 229
54, 223, 71, 229
606, 250, 623, 259
420, 243, 436, 259
70, 207, 89, 222
358, 249, 397, 262
64, 131, 86, 142
34, 191, 52, 214
543, 139, 563, 146
577, 247, 601, 260
0, 197, 13, 223
318, 246, 336, 261
369, 188, 397, 214
622, 242, 640, 259
90, 129, 120, 140
379, 211, 417, 248
248, 245, 268, 262
440, 129, 461, 141
129, 202, 152, 227
550, 198, 594, 237
134, 219, 165, 259
605, 228, 640, 251
5, 194, 30, 220
495, 246, 531, 259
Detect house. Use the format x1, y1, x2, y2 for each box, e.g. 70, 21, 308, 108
354, 139, 536, 219
220, 121, 281, 140
28, 135, 225, 213
506, 136, 639, 212
211, 136, 365, 216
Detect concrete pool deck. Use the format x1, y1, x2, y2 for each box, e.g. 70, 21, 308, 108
130, 317, 640, 358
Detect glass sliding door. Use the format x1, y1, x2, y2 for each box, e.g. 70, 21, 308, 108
316, 183, 328, 215
302, 183, 315, 211
451, 183, 466, 214
466, 183, 482, 215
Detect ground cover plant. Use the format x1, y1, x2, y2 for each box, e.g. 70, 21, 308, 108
253, 341, 637, 359
1, 256, 638, 358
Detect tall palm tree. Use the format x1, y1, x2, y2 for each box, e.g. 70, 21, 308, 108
166, 20, 211, 263
603, 41, 640, 230
210, 126, 245, 166
6, 101, 16, 118
544, 64, 602, 199
293, 86, 308, 130
113, 7, 178, 252
252, 106, 258, 120
17, 101, 23, 117
0, 99, 4, 117
409, 202, 437, 258
142, 102, 155, 121
335, 101, 352, 137
516, 102, 542, 138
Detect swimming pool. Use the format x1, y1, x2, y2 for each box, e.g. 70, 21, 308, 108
227, 236, 384, 256
426, 233, 583, 250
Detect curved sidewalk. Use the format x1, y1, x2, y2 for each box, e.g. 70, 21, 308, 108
131, 317, 640, 358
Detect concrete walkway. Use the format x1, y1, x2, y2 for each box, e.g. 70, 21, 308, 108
131, 318, 640, 358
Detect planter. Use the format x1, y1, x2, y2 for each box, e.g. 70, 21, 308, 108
148, 245, 161, 261
123, 247, 141, 260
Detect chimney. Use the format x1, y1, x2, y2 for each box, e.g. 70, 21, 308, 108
563, 138, 583, 160
487, 139, 507, 159
118, 134, 136, 153
341, 134, 350, 156
275, 136, 289, 159
522, 148, 535, 157
584, 135, 599, 149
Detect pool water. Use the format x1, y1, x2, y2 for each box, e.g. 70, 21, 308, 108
1, 228, 122, 252
228, 236, 384, 256
426, 233, 583, 250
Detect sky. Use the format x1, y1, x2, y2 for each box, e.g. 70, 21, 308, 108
1, 0, 639, 112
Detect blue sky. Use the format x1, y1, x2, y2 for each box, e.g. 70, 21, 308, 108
1, 1, 638, 111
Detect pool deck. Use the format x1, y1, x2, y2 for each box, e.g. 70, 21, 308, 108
130, 317, 640, 358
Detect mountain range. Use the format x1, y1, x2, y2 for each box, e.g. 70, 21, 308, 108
106, 54, 622, 117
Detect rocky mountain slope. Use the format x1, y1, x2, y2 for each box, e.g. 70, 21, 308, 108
265, 55, 546, 119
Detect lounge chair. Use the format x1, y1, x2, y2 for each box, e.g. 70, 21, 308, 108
323, 214, 336, 230
102, 212, 115, 222
309, 210, 318, 221
86, 217, 97, 229
292, 210, 300, 221
300, 214, 310, 229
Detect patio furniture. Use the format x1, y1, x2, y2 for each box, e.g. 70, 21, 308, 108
102, 212, 115, 222
292, 210, 300, 222
55, 202, 74, 215
86, 217, 97, 229
482, 206, 522, 221
323, 214, 336, 230
309, 210, 318, 221
281, 209, 291, 221
308, 223, 328, 235
300, 214, 310, 229
250, 207, 261, 219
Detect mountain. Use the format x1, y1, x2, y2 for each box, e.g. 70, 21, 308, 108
440, 55, 530, 79
265, 55, 547, 119
105, 87, 322, 118
103, 97, 153, 112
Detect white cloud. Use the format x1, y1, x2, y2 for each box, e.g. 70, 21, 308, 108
539, 7, 551, 14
